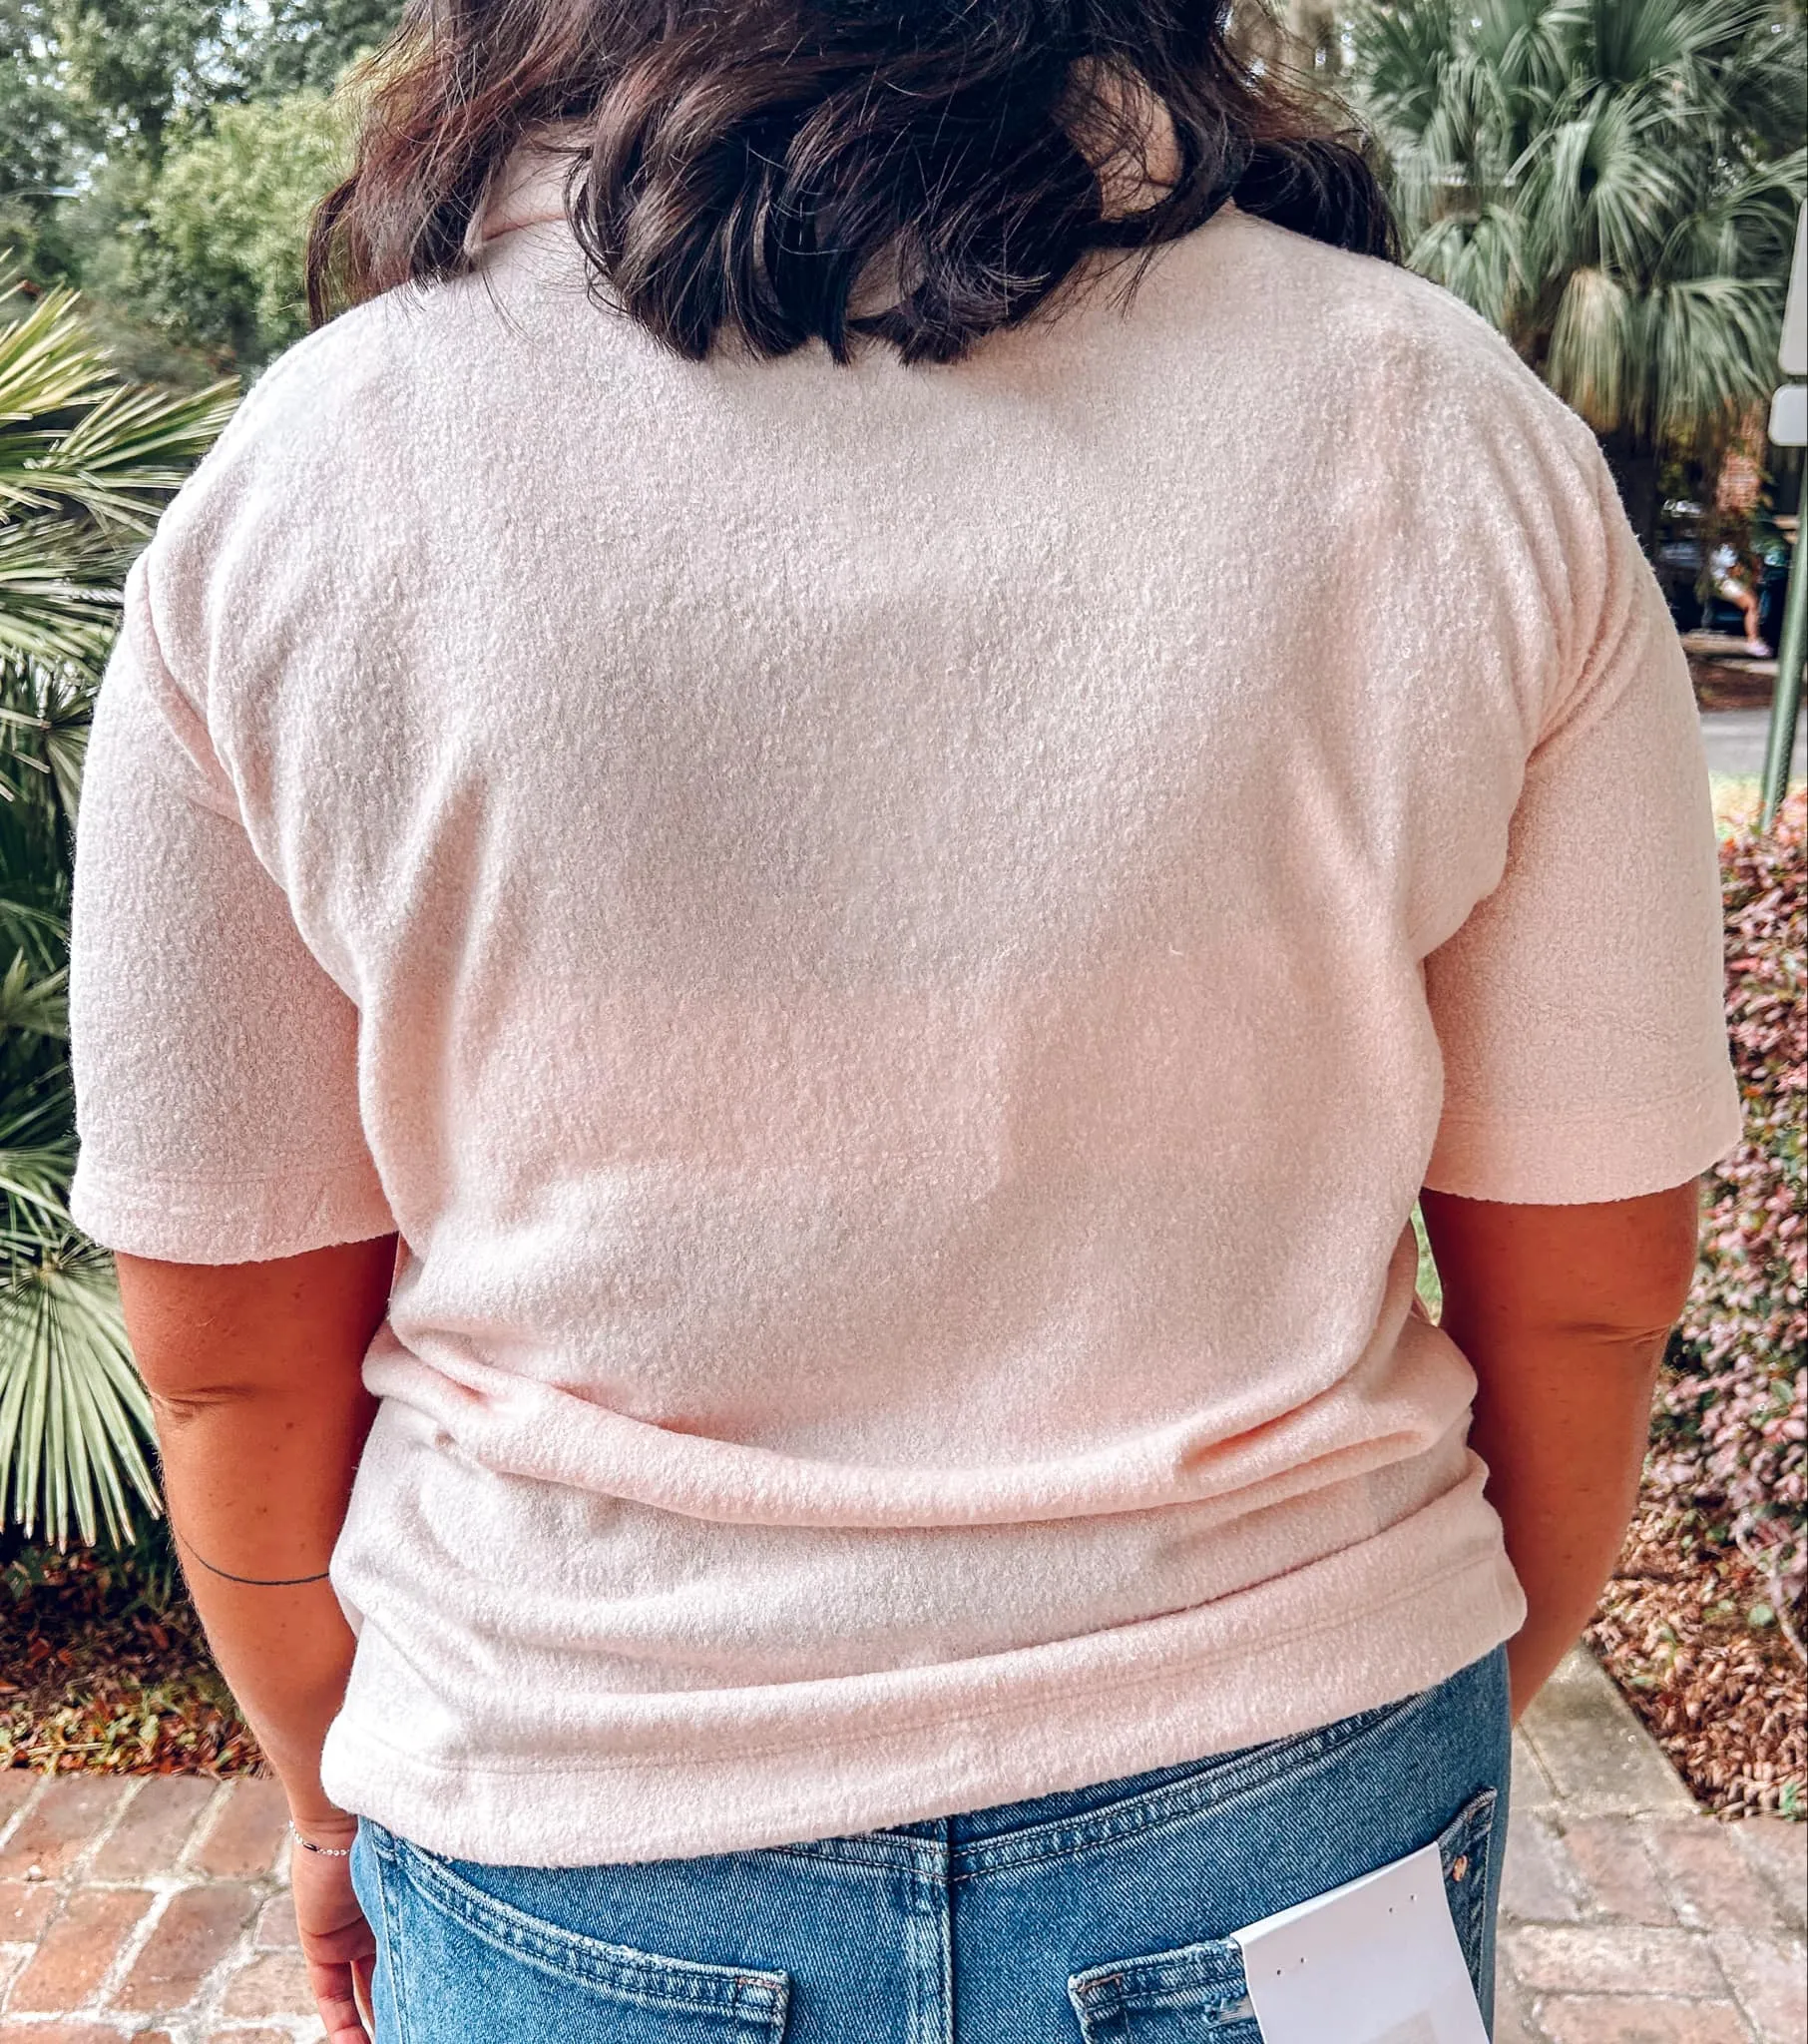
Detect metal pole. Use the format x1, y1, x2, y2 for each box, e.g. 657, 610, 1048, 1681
1763, 213, 1807, 829
1760, 521, 1806, 829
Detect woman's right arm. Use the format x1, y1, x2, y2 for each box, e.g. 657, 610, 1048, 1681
1420, 1180, 1701, 1721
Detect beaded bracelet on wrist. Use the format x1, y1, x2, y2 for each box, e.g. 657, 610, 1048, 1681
288, 1820, 355, 1857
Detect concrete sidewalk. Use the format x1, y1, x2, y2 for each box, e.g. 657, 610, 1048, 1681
0, 1651, 1801, 2041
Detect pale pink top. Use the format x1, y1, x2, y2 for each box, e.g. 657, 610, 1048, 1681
69, 181, 1740, 1864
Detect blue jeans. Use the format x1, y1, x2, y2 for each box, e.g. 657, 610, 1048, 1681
350, 1645, 1511, 2042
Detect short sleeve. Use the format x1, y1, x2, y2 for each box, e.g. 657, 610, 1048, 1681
69, 556, 395, 1264
1421, 441, 1742, 1205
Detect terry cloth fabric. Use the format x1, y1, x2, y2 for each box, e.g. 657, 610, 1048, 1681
69, 173, 1741, 1866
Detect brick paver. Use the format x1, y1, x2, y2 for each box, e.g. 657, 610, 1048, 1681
114, 1885, 261, 2016
184, 1787, 288, 1883
90, 1787, 216, 1886
0, 1783, 132, 1884
1534, 1996, 1756, 2043
11, 1888, 156, 2013
0, 1651, 1800, 2043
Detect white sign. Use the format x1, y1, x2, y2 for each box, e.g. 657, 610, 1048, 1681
1771, 381, 1806, 449
1231, 1841, 1491, 2044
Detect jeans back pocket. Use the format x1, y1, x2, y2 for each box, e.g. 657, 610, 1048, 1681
376, 1830, 790, 2043
1067, 1787, 1500, 2041
1068, 1939, 1259, 2042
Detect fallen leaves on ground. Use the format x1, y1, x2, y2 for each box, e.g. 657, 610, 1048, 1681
1, 1545, 260, 1776
1589, 1493, 1806, 1819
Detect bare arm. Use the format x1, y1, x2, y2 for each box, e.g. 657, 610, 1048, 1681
1420, 1181, 1699, 1721
116, 1235, 397, 2044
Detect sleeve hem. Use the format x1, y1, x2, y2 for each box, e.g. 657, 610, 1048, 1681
70, 1158, 396, 1266
1422, 1068, 1744, 1206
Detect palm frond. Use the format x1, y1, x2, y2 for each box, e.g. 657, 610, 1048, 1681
0, 779, 71, 972
0, 664, 95, 824
0, 899, 69, 978
1408, 204, 1527, 326
0, 519, 122, 675
0, 957, 68, 1044
0, 1076, 76, 1233
1479, 0, 1589, 104
1657, 149, 1808, 286
1545, 263, 1637, 427
0, 284, 112, 432
30, 380, 240, 536
1650, 272, 1789, 439
1516, 92, 1680, 282
1351, 0, 1466, 140
1347, 0, 1806, 456
1583, 97, 1689, 279
0, 1239, 160, 1549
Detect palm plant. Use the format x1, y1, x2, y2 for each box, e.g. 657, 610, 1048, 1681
0, 271, 233, 1549
1346, 0, 1807, 539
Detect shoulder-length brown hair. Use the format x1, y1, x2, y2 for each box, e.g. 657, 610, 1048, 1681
308, 0, 1396, 366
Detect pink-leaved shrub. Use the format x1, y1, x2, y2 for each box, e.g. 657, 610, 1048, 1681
1649, 787, 1806, 1652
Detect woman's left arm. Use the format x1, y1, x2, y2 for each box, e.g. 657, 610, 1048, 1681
116, 1234, 397, 2043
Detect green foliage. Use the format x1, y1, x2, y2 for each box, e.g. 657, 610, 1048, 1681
50, 0, 393, 139
49, 0, 226, 161
241, 0, 400, 97
1347, 0, 1806, 463
0, 0, 81, 284
0, 269, 232, 1547
137, 90, 351, 365
1, 0, 401, 374
1411, 1203, 1442, 1318
0, 2, 71, 198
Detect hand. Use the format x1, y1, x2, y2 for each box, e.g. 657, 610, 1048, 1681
289, 1815, 377, 2044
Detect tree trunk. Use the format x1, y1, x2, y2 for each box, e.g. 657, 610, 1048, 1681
1600, 428, 1663, 557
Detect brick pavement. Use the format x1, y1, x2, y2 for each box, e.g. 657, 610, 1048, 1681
0, 1650, 1801, 2041
0, 1770, 311, 2042
1499, 1651, 1806, 2044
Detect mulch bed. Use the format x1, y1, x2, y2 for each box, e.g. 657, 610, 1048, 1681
1686, 643, 1780, 712
1590, 1493, 1806, 1819
1, 1543, 258, 1776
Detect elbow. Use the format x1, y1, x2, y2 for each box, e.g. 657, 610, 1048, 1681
144, 1377, 280, 1430
1582, 1232, 1701, 1357
1428, 1178, 1702, 1366
1541, 1243, 1696, 1367
1549, 1312, 1682, 1373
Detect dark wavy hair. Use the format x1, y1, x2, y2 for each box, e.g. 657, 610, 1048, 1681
308, 0, 1396, 366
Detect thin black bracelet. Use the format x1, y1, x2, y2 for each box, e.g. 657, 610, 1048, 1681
171, 1523, 331, 1588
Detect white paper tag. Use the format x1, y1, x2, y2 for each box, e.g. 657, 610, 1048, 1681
1230, 1841, 1490, 2044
